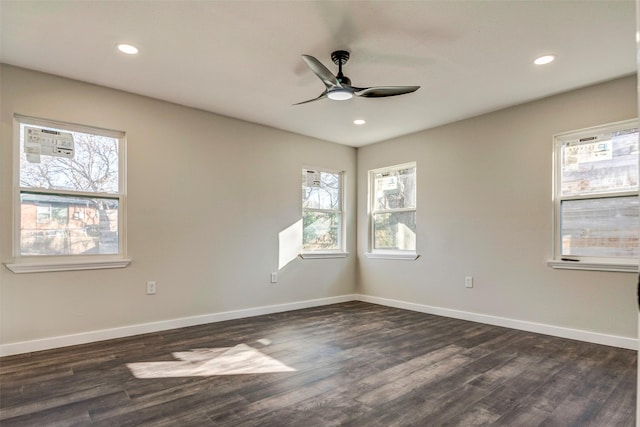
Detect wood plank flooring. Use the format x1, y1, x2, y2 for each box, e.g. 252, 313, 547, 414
0, 301, 636, 426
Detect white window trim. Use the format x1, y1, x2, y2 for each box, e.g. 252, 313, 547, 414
550, 118, 639, 273
300, 167, 347, 259
5, 114, 130, 273
365, 251, 419, 260
299, 252, 348, 259
546, 259, 637, 273
5, 257, 131, 274
366, 162, 419, 260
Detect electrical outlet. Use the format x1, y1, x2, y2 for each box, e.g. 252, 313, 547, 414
270, 272, 277, 283
147, 281, 157, 295
465, 276, 473, 288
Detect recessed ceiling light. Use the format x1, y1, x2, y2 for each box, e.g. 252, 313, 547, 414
117, 43, 139, 55
354, 119, 366, 125
534, 54, 556, 65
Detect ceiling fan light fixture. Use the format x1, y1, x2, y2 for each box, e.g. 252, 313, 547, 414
327, 89, 353, 101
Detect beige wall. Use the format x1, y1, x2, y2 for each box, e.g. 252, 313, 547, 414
1, 65, 637, 352
357, 75, 638, 340
0, 65, 357, 346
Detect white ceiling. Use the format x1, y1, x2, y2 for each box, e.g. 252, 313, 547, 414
1, 1, 636, 147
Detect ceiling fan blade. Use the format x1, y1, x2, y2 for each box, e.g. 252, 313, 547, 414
293, 91, 328, 105
353, 86, 420, 98
301, 55, 340, 89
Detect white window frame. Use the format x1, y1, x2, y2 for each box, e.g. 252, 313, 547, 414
5, 115, 130, 273
548, 119, 638, 273
366, 162, 419, 260
300, 167, 347, 259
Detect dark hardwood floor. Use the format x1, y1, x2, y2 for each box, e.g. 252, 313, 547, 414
0, 301, 636, 426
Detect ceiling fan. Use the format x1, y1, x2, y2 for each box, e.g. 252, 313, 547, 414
295, 50, 420, 105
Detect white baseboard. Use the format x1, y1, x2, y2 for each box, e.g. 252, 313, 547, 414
356, 294, 637, 350
0, 294, 357, 357
2, 293, 635, 356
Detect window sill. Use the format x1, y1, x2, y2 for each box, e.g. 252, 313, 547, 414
5, 258, 131, 274
547, 259, 638, 273
299, 252, 348, 259
365, 252, 420, 260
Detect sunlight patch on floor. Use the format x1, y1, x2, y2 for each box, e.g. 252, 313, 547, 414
127, 343, 296, 378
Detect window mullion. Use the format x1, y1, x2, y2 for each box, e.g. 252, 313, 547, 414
560, 191, 638, 202
303, 207, 341, 214
20, 188, 122, 200
372, 207, 416, 214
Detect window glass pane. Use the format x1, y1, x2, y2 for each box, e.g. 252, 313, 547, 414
303, 211, 340, 250
373, 211, 416, 250
20, 192, 119, 256
302, 170, 340, 210
374, 167, 416, 211
561, 128, 638, 197
561, 196, 639, 258
20, 123, 120, 194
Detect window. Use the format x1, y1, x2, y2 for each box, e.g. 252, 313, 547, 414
301, 168, 345, 256
551, 119, 639, 271
7, 115, 129, 273
368, 162, 418, 259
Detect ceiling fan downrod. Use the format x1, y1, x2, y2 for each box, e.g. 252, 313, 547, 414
331, 50, 351, 86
